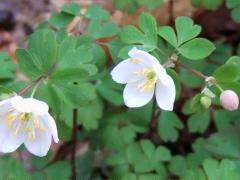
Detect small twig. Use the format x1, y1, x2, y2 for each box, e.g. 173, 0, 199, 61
169, 0, 174, 25
66, 16, 81, 33
18, 76, 43, 96
177, 62, 208, 79
71, 109, 78, 180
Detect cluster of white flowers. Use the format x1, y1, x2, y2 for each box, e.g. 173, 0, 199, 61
0, 95, 58, 157
1, 47, 238, 158
111, 47, 176, 111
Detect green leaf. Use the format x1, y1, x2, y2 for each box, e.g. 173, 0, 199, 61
50, 67, 94, 83
97, 72, 123, 106
169, 156, 188, 176
85, 5, 110, 21
188, 109, 210, 133
158, 112, 184, 142
138, 13, 158, 46
140, 140, 155, 159
227, 0, 240, 8
49, 12, 74, 29
36, 82, 63, 114
58, 35, 76, 60
16, 49, 41, 79
231, 6, 240, 23
206, 127, 240, 159
192, 0, 223, 10
214, 110, 236, 132
178, 38, 215, 60
120, 26, 143, 44
175, 16, 202, 45
136, 0, 163, 10
87, 20, 120, 39
113, 0, 138, 13
214, 56, 240, 82
45, 161, 71, 179
154, 146, 172, 162
78, 97, 103, 130
120, 13, 157, 49
0, 52, 16, 79
167, 69, 181, 100
55, 83, 97, 107
0, 86, 15, 100
158, 26, 177, 47
61, 3, 80, 16
203, 159, 240, 180
28, 29, 57, 74
0, 156, 30, 179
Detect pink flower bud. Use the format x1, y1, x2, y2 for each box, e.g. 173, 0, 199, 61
220, 90, 239, 111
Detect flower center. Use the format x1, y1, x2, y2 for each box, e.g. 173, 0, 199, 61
136, 68, 157, 92
20, 113, 32, 122
6, 111, 45, 141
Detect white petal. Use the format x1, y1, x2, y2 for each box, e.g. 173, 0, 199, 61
128, 47, 166, 73
0, 118, 25, 153
11, 97, 49, 115
155, 75, 176, 111
0, 99, 13, 114
24, 129, 52, 157
44, 114, 59, 143
123, 80, 154, 107
111, 59, 142, 84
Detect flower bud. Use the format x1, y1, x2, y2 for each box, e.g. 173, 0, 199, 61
220, 90, 239, 111
200, 96, 211, 108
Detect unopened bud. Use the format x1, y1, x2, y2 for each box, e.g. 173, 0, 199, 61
220, 90, 239, 111
200, 96, 211, 108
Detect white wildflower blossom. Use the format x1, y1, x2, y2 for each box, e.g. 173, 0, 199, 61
111, 47, 176, 111
0, 95, 59, 157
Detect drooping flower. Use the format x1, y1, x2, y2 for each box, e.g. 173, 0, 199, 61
220, 90, 239, 111
111, 47, 176, 110
0, 95, 59, 157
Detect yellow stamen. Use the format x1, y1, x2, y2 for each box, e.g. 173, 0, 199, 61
20, 113, 32, 122
14, 124, 21, 136
33, 115, 39, 128
135, 68, 157, 92
7, 114, 16, 126
28, 131, 35, 141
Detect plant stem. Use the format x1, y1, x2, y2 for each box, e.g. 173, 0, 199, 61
66, 16, 81, 33
71, 109, 78, 180
18, 76, 43, 96
169, 0, 174, 25
177, 62, 208, 79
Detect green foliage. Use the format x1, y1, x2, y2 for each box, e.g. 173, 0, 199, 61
0, 52, 16, 80
227, 0, 240, 23
1, 2, 240, 180
120, 13, 158, 54
158, 16, 215, 60
188, 109, 210, 133
158, 111, 184, 142
191, 0, 223, 10
113, 0, 163, 13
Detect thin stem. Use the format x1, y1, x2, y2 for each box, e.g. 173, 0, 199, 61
71, 109, 78, 180
66, 16, 81, 33
30, 82, 40, 98
215, 83, 224, 92
18, 76, 43, 96
169, 0, 174, 25
177, 62, 208, 79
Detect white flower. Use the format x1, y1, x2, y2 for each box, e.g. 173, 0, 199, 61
111, 47, 176, 111
0, 95, 59, 157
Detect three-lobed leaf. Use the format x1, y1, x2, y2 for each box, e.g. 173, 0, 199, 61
178, 38, 215, 60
